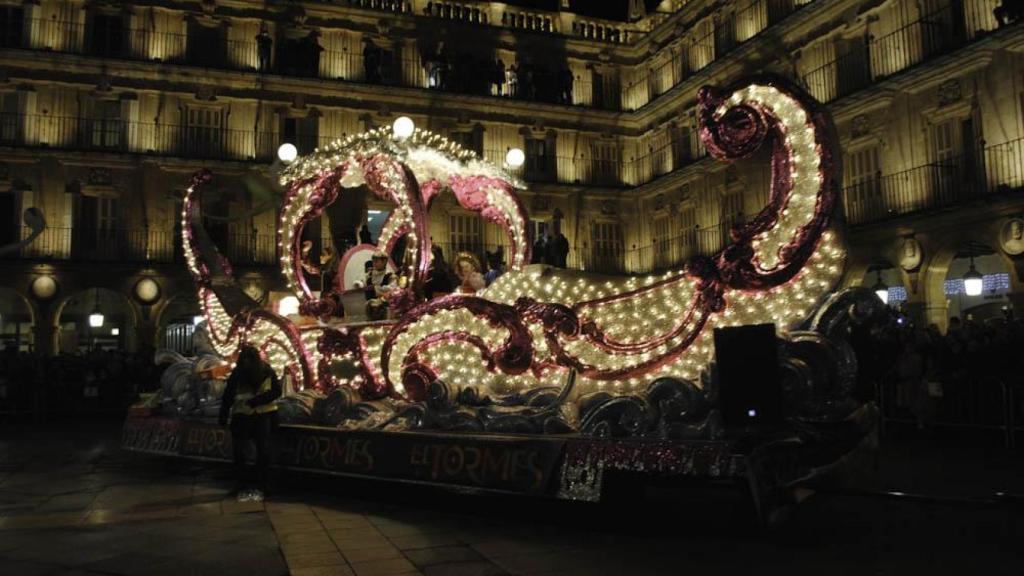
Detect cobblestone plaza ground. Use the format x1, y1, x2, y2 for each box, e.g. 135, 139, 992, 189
1, 420, 1022, 576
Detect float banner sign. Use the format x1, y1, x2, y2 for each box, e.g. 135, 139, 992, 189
277, 427, 565, 494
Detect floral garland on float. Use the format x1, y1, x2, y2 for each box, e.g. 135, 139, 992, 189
176, 76, 884, 438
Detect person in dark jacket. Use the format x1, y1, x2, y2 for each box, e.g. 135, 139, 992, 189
219, 345, 281, 502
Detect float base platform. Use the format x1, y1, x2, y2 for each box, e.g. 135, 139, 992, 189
122, 415, 872, 526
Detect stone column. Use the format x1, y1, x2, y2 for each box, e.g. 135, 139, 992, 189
31, 299, 57, 357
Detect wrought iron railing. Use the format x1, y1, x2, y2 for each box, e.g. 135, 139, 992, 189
843, 137, 1024, 225
0, 112, 708, 187
5, 226, 279, 266
428, 220, 732, 277
801, 1, 1005, 104
0, 113, 326, 163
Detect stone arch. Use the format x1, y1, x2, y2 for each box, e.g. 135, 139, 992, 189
53, 287, 140, 354
0, 286, 35, 351
154, 291, 201, 351
920, 218, 1014, 330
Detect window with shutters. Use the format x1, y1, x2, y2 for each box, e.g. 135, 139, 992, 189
718, 191, 743, 250
844, 145, 881, 222
713, 11, 735, 57
652, 215, 672, 268
76, 193, 119, 258
835, 36, 870, 99
931, 119, 961, 203
525, 137, 553, 180
449, 130, 482, 155
720, 191, 743, 225
91, 100, 122, 149
184, 107, 224, 158
671, 124, 692, 169
843, 145, 884, 201
186, 20, 227, 68
590, 221, 623, 273
283, 115, 319, 154
591, 141, 619, 185
97, 196, 118, 232
0, 5, 24, 48
278, 32, 323, 78
0, 92, 19, 144
678, 204, 697, 252
0, 190, 16, 245
89, 12, 126, 58
449, 214, 483, 258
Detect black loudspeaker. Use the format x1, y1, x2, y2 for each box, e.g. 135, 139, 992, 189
713, 323, 783, 430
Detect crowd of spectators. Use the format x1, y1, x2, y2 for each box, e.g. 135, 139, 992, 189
0, 347, 159, 418
870, 313, 1024, 433
4, 300, 1023, 438
422, 46, 576, 105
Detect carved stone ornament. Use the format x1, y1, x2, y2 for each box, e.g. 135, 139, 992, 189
653, 193, 666, 211
88, 168, 112, 186
851, 114, 869, 138
937, 79, 961, 107
200, 0, 216, 16
898, 237, 922, 272
600, 199, 616, 215
287, 4, 308, 25
530, 194, 550, 213
1000, 218, 1024, 256
196, 86, 216, 102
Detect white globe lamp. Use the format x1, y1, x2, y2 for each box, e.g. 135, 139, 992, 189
392, 116, 415, 140
505, 147, 525, 168
277, 142, 298, 164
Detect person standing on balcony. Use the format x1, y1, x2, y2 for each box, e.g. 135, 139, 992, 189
560, 68, 574, 104
554, 231, 569, 268
531, 234, 546, 264
363, 41, 381, 84
492, 58, 505, 96
506, 63, 519, 98
256, 23, 273, 73
219, 345, 281, 502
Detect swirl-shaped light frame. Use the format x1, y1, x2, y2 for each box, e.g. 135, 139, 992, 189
185, 76, 845, 404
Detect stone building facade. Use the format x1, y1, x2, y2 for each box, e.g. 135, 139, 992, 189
0, 0, 1020, 354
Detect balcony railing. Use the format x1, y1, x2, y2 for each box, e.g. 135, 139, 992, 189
483, 143, 707, 187
1, 17, 602, 109
8, 221, 734, 276
0, 113, 327, 163
430, 221, 732, 277
0, 112, 706, 187
844, 137, 1024, 225
621, 0, 814, 110
0, 0, 806, 113
801, 1, 1004, 104
5, 227, 279, 266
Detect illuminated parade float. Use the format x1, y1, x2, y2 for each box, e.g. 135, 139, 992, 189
123, 76, 882, 525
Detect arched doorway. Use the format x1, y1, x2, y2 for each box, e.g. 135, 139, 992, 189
157, 293, 201, 354
0, 287, 33, 352
943, 243, 1012, 324
56, 288, 137, 354
859, 265, 906, 308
